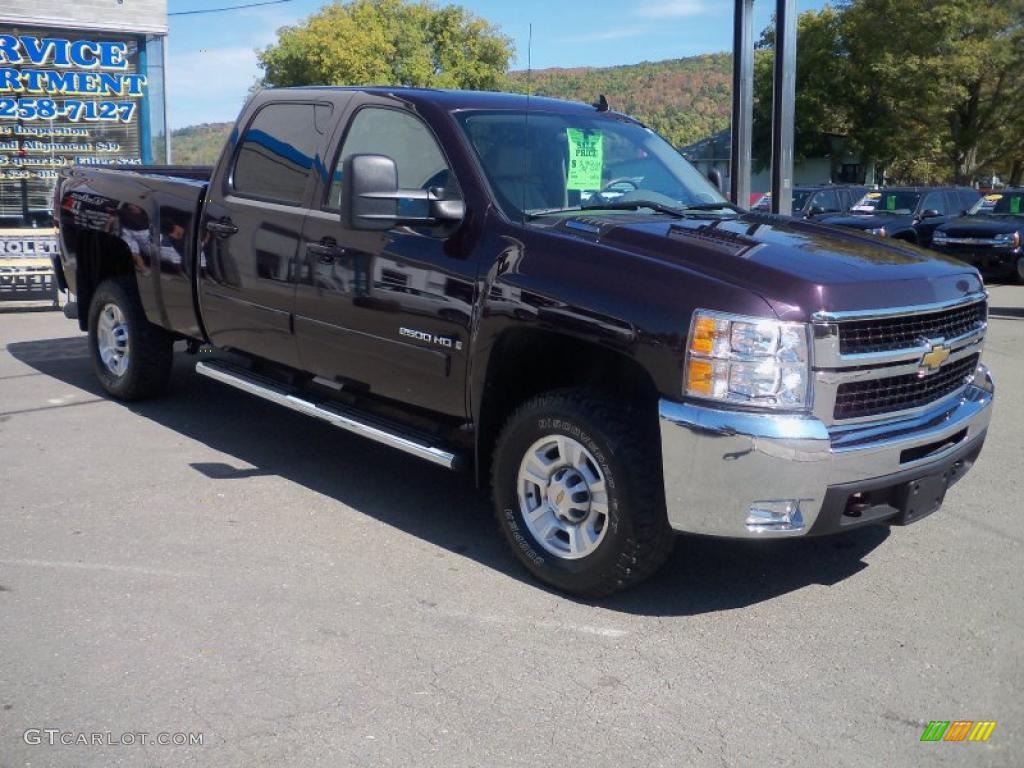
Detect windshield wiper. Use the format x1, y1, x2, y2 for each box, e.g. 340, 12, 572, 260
680, 201, 744, 213
526, 199, 742, 219
524, 206, 584, 219
580, 200, 688, 217
583, 200, 743, 215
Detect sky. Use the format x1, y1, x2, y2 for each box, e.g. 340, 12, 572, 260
166, 0, 831, 129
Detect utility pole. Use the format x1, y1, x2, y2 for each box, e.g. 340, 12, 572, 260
730, 0, 754, 208
770, 0, 796, 215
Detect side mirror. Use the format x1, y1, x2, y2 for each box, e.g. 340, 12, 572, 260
343, 153, 464, 231
808, 205, 826, 217
344, 154, 399, 231
707, 168, 723, 192
920, 209, 942, 219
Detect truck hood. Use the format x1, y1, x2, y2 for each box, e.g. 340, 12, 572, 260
551, 212, 983, 321
815, 212, 916, 232
936, 215, 1024, 237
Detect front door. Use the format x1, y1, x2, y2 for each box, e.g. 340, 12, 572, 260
294, 104, 476, 418
198, 100, 334, 368
915, 190, 950, 247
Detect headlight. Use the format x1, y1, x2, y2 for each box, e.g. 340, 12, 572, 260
867, 227, 886, 237
994, 231, 1021, 248
684, 310, 811, 410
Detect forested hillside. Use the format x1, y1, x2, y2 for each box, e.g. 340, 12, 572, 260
169, 53, 732, 163
170, 122, 234, 165
506, 53, 732, 148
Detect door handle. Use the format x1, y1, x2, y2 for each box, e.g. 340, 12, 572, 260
307, 240, 347, 264
206, 219, 238, 237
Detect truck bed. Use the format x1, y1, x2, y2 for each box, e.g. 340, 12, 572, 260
102, 164, 214, 182
57, 164, 210, 338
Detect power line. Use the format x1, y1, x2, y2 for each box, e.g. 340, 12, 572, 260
169, 0, 295, 17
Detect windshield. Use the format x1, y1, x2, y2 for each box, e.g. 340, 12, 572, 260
989, 191, 1023, 215
455, 110, 727, 219
852, 192, 880, 212
751, 190, 812, 212
855, 190, 920, 215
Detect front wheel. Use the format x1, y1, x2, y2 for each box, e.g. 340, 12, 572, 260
88, 276, 173, 400
1014, 255, 1024, 285
492, 389, 674, 596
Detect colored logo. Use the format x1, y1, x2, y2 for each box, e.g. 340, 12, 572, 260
919, 342, 951, 374
920, 721, 996, 742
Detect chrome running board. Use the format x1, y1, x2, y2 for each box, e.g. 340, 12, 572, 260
195, 360, 461, 470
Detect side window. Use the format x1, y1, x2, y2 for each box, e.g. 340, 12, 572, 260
814, 190, 840, 212
921, 191, 946, 215
326, 107, 459, 211
232, 102, 331, 205
957, 189, 979, 213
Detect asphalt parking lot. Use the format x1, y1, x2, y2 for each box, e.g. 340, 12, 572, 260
1, 285, 1021, 768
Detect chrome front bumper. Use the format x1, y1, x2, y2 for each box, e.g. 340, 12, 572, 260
658, 364, 994, 538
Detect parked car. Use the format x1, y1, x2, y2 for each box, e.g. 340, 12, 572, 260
751, 185, 868, 218
53, 87, 994, 596
818, 187, 982, 247
931, 188, 1024, 282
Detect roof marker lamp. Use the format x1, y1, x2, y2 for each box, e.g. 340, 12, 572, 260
685, 311, 811, 410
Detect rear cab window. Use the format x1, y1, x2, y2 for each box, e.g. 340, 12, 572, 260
231, 102, 333, 206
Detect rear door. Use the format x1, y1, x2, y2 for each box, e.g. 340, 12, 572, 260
294, 99, 476, 417
198, 99, 334, 368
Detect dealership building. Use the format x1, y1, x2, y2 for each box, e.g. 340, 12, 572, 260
0, 0, 168, 302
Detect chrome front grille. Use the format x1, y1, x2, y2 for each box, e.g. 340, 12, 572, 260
833, 354, 980, 420
837, 300, 986, 354
813, 293, 987, 425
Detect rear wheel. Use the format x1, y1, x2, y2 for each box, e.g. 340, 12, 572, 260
492, 389, 674, 596
88, 276, 173, 400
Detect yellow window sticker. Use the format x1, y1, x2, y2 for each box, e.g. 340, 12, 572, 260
566, 129, 603, 191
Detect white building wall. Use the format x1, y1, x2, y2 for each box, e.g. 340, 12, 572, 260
0, 0, 167, 34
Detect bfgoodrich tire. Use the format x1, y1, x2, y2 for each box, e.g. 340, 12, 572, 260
88, 276, 173, 401
492, 389, 674, 596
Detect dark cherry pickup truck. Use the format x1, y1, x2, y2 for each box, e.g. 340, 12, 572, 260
54, 87, 995, 596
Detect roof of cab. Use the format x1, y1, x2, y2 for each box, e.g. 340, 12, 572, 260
274, 85, 620, 115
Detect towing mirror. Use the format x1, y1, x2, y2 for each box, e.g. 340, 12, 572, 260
343, 153, 465, 231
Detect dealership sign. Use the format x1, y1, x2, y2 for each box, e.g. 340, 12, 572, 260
0, 233, 58, 256
0, 32, 146, 176
0, 29, 148, 301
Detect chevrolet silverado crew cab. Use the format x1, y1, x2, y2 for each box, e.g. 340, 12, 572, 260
54, 88, 995, 596
819, 187, 981, 247
931, 188, 1024, 282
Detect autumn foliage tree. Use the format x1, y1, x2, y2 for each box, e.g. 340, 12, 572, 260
256, 0, 513, 91
754, 0, 1024, 184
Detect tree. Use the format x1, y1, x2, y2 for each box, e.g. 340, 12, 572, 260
840, 0, 1024, 184
256, 0, 513, 91
752, 6, 848, 172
